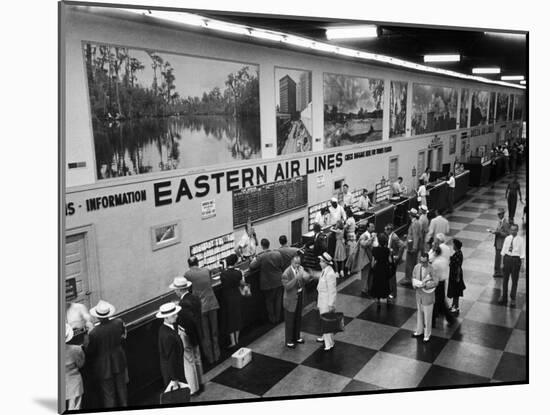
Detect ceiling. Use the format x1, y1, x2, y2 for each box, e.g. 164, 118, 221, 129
199, 11, 527, 84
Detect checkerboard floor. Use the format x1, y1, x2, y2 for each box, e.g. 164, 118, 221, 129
192, 168, 528, 402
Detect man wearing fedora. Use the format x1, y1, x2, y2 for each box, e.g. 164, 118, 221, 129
169, 276, 204, 395
489, 208, 510, 278
184, 256, 220, 365
156, 303, 187, 391
401, 208, 422, 287
85, 300, 128, 409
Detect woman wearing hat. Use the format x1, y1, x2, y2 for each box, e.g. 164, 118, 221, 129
156, 303, 187, 391
447, 239, 466, 314
65, 324, 85, 410
315, 252, 338, 351
220, 254, 244, 348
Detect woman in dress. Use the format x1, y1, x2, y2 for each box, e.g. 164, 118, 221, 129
412, 252, 439, 343
332, 220, 346, 278
344, 206, 357, 277
447, 239, 466, 314
315, 252, 338, 351
220, 253, 244, 348
370, 233, 393, 305
65, 324, 85, 410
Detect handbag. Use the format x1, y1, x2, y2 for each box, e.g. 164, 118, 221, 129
160, 382, 191, 405
320, 311, 345, 333
239, 274, 252, 297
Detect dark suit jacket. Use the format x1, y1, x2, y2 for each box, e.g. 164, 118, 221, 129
278, 246, 300, 271
158, 324, 186, 388
177, 293, 202, 347
249, 249, 283, 291
282, 265, 305, 312
494, 219, 511, 250
85, 318, 127, 380
184, 267, 219, 313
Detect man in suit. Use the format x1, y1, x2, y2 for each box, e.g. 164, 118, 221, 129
385, 223, 405, 300
170, 276, 204, 395
282, 255, 309, 348
248, 238, 284, 324
401, 209, 422, 287
426, 209, 450, 246
418, 205, 430, 255
184, 256, 220, 364
490, 208, 510, 278
278, 235, 301, 271
85, 300, 128, 409
156, 303, 187, 391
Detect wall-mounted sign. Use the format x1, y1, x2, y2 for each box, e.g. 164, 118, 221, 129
428, 136, 442, 149
151, 221, 181, 251
201, 200, 216, 219
316, 174, 326, 188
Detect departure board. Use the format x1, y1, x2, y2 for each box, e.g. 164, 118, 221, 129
233, 176, 308, 227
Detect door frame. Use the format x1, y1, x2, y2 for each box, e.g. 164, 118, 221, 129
65, 224, 102, 309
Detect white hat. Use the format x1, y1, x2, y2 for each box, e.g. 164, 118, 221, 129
408, 208, 419, 216
155, 302, 181, 319
65, 324, 74, 343
331, 197, 338, 203
435, 233, 447, 242
169, 276, 192, 290
90, 300, 116, 319
420, 205, 428, 212
318, 252, 334, 265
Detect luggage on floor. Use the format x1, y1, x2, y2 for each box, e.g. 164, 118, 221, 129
231, 347, 252, 369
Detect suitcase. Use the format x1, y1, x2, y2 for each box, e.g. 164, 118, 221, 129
320, 312, 345, 334
160, 382, 191, 405
231, 347, 252, 369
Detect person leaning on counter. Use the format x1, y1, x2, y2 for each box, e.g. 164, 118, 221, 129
357, 188, 374, 211
392, 177, 404, 197
342, 184, 354, 208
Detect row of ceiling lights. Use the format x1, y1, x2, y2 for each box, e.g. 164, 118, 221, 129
122, 9, 525, 89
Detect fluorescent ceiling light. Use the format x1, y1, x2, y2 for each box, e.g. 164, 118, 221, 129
282, 35, 313, 48
336, 47, 360, 57
424, 54, 461, 63
501, 75, 524, 81
326, 26, 377, 40
520, 80, 526, 85
484, 31, 526, 39
472, 67, 501, 74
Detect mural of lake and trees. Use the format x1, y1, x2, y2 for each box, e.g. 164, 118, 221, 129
83, 43, 261, 179
459, 88, 470, 129
411, 84, 458, 135
323, 73, 384, 148
389, 80, 407, 138
496, 93, 509, 122
470, 90, 490, 126
275, 68, 313, 155
514, 94, 524, 120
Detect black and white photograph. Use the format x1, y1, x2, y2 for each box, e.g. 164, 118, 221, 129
56, 2, 530, 414
275, 68, 313, 155
323, 73, 384, 147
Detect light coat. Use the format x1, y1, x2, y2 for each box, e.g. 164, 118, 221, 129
317, 266, 337, 314
282, 264, 306, 312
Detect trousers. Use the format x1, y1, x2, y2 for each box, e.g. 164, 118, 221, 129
508, 196, 518, 220
502, 255, 521, 301
264, 287, 283, 324
361, 264, 372, 293
98, 373, 127, 408
494, 248, 503, 275
284, 291, 303, 343
447, 188, 455, 213
432, 281, 455, 325
404, 250, 418, 283
200, 309, 220, 364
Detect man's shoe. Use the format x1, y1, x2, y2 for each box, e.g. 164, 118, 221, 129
295, 338, 305, 344
411, 332, 423, 338
423, 337, 431, 343
510, 300, 516, 307
286, 343, 296, 349
316, 337, 324, 343
493, 274, 503, 278
497, 297, 507, 306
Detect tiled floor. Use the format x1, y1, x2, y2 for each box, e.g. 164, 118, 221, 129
191, 167, 528, 402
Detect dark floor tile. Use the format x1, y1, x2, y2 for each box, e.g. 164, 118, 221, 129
301, 309, 353, 336
454, 238, 483, 249
301, 340, 377, 378
341, 379, 384, 393
419, 365, 490, 388
381, 329, 448, 363
356, 303, 416, 328
515, 311, 526, 330
447, 216, 475, 223
452, 319, 513, 350
463, 224, 493, 233
460, 206, 486, 213
483, 191, 505, 197
478, 287, 526, 309
212, 353, 297, 396
471, 198, 497, 204
478, 213, 500, 220
448, 229, 461, 236
493, 352, 527, 382
338, 279, 364, 297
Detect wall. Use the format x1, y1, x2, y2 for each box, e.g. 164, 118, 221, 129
63, 6, 524, 313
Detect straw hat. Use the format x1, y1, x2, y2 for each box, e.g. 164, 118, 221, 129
65, 324, 74, 343
155, 303, 181, 319
330, 197, 338, 203
420, 205, 429, 212
318, 252, 334, 265
435, 233, 447, 243
408, 208, 419, 216
169, 276, 192, 290
90, 300, 116, 319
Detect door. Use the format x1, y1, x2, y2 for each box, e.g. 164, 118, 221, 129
427, 149, 433, 171
291, 218, 304, 246
388, 156, 399, 182
436, 146, 443, 171
65, 233, 91, 309
417, 151, 426, 186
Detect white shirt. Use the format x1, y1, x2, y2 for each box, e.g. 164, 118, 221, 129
329, 204, 346, 225
503, 148, 509, 157
360, 230, 379, 248
431, 254, 449, 282
447, 176, 456, 188
418, 185, 427, 198
501, 234, 526, 259
238, 232, 256, 257
392, 181, 402, 196
420, 172, 430, 183
314, 211, 331, 228
357, 195, 371, 211
342, 192, 354, 207
163, 321, 176, 331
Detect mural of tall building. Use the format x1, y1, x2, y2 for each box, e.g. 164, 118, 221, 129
280, 75, 297, 114
297, 71, 312, 111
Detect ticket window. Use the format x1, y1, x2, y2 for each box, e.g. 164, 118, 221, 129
436, 146, 443, 172
291, 218, 304, 246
